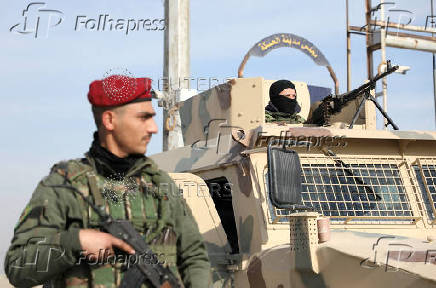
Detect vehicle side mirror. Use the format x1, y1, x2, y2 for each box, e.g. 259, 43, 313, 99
267, 141, 305, 209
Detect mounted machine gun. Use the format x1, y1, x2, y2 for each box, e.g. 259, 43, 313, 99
311, 60, 399, 129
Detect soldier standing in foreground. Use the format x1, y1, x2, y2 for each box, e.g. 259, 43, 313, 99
265, 79, 306, 124
4, 76, 211, 287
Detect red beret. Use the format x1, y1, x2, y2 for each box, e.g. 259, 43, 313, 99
88, 76, 152, 107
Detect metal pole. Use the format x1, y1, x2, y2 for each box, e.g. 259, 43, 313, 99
163, 0, 190, 151
346, 0, 351, 92
431, 0, 436, 129
380, 0, 388, 129
370, 20, 436, 33
365, 0, 373, 80
163, 0, 170, 152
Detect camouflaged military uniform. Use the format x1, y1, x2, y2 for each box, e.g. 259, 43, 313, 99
265, 110, 306, 124
4, 153, 210, 288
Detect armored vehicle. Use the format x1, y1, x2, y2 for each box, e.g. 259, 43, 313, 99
151, 76, 436, 287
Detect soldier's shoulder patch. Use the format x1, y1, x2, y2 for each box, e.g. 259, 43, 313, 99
15, 204, 32, 230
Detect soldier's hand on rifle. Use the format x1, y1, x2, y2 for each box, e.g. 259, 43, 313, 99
79, 229, 136, 261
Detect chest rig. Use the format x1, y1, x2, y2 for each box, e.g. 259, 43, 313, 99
54, 159, 179, 288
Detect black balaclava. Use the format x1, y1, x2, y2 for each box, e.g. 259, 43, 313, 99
88, 132, 144, 178
269, 80, 301, 114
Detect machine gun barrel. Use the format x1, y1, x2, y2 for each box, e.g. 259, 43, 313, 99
311, 61, 399, 126
337, 63, 399, 106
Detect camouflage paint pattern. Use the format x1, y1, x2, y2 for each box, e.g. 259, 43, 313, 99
151, 77, 436, 287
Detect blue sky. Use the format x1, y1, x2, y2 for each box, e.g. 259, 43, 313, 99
0, 0, 435, 272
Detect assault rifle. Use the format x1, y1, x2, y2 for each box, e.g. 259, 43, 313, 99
44, 175, 182, 288
311, 60, 399, 130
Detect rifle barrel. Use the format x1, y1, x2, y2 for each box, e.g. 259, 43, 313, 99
338, 65, 399, 102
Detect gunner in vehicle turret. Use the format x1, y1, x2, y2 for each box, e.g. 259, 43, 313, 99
265, 80, 306, 124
